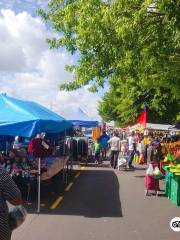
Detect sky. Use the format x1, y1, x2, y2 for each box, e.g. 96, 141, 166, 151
0, 0, 103, 120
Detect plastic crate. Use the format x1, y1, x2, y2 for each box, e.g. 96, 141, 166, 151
169, 175, 180, 206
164, 169, 173, 198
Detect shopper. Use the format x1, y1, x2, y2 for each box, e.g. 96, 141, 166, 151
0, 167, 23, 240
147, 139, 161, 166
137, 134, 145, 164
127, 131, 136, 169
100, 131, 109, 160
108, 132, 120, 169
145, 140, 161, 196
93, 138, 101, 164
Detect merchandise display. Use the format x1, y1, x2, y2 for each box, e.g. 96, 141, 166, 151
162, 141, 180, 206
0, 136, 71, 201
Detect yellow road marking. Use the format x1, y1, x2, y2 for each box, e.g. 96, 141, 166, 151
50, 196, 64, 209
75, 172, 81, 178
75, 166, 85, 178
40, 203, 46, 207
65, 182, 74, 192
50, 166, 85, 210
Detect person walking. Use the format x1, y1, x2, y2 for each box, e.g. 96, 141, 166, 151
127, 131, 136, 169
0, 167, 23, 240
108, 132, 120, 169
137, 134, 145, 164
145, 140, 162, 196
93, 138, 101, 165
99, 131, 109, 160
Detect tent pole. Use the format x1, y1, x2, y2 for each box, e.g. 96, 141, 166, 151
37, 157, 41, 213
6, 141, 8, 155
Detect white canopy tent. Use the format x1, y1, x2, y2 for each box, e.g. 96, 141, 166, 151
130, 123, 173, 131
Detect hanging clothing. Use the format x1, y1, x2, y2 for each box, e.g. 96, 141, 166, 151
29, 138, 52, 158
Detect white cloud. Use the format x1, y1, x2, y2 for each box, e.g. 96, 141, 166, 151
0, 0, 49, 14
0, 9, 101, 121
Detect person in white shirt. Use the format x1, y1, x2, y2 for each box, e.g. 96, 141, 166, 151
127, 131, 136, 168
12, 136, 23, 150
108, 132, 120, 169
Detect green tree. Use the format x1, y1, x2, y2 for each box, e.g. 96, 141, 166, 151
38, 0, 180, 125
99, 83, 180, 126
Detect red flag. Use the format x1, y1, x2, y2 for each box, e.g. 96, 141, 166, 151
136, 111, 147, 128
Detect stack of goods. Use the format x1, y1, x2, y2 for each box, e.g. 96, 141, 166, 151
162, 140, 180, 156
163, 149, 180, 206
92, 128, 101, 142
0, 148, 58, 199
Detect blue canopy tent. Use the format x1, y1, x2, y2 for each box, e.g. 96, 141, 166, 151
0, 94, 72, 212
68, 108, 99, 127
0, 94, 72, 138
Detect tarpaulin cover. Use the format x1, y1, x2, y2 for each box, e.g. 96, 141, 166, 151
0, 94, 72, 138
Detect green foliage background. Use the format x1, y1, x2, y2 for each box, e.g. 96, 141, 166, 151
38, 0, 180, 126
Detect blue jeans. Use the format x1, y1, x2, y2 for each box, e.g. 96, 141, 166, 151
128, 150, 135, 168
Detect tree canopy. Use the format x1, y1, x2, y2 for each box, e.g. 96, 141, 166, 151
38, 0, 180, 126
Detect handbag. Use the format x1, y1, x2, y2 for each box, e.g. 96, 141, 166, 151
8, 205, 27, 231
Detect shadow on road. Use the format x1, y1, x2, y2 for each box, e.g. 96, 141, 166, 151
25, 169, 123, 218
134, 167, 147, 170
134, 175, 145, 178
57, 169, 123, 218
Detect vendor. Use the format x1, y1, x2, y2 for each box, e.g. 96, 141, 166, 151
29, 133, 52, 158
12, 136, 23, 150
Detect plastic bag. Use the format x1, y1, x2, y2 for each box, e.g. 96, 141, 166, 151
8, 205, 27, 231
118, 158, 127, 167
153, 166, 163, 179
118, 154, 127, 167
146, 164, 154, 176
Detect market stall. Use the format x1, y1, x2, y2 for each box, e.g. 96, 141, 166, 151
130, 123, 174, 132
63, 108, 99, 164
162, 142, 180, 206
67, 108, 99, 127
0, 94, 72, 212
41, 156, 69, 181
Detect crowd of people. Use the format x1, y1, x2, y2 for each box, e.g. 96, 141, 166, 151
92, 129, 178, 170
92, 129, 180, 198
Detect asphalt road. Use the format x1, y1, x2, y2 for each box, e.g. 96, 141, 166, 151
12, 163, 180, 240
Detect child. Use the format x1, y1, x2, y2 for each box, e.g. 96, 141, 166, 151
93, 138, 101, 165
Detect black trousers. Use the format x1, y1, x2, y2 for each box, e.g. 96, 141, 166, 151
111, 150, 119, 169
